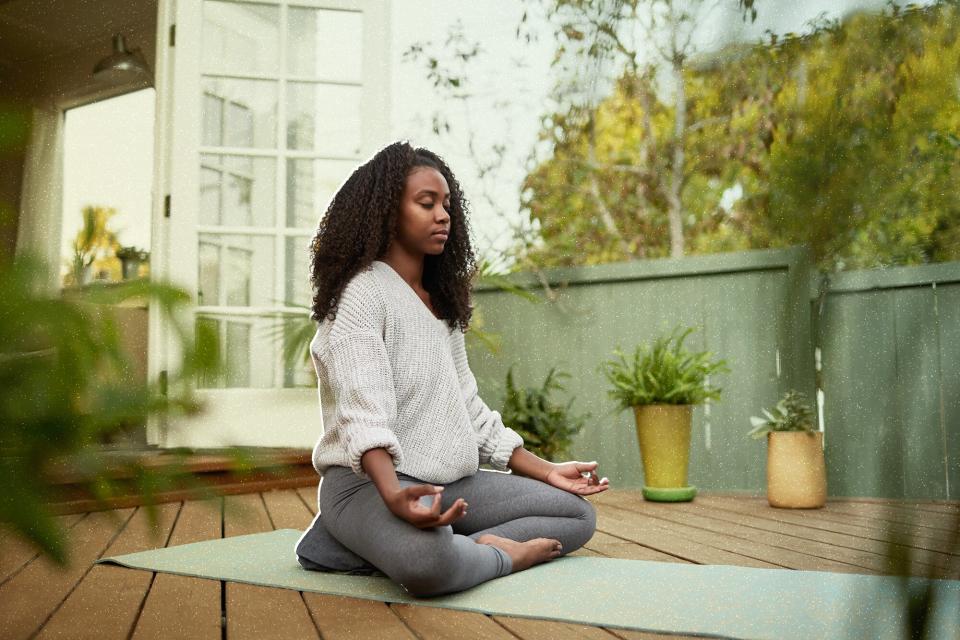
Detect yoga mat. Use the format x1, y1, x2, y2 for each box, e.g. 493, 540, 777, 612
96, 529, 960, 640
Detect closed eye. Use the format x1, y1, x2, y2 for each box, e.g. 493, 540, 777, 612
421, 202, 452, 212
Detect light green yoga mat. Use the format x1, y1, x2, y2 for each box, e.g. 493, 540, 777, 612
96, 529, 960, 640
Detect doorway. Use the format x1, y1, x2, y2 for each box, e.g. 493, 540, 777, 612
60, 88, 155, 288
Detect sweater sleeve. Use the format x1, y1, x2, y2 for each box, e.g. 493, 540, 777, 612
318, 274, 403, 479
450, 329, 524, 471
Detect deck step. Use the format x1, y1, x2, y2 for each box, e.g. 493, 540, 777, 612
37, 447, 318, 515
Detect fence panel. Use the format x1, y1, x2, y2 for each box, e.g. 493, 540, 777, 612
471, 249, 958, 499
818, 266, 960, 499
470, 248, 815, 494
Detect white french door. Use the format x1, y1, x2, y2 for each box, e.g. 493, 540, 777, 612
149, 0, 391, 448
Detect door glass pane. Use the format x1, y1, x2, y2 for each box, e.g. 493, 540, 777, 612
200, 154, 276, 227
287, 83, 362, 155
202, 78, 277, 148
196, 316, 222, 388
197, 233, 275, 307
286, 158, 355, 227
225, 321, 252, 386
284, 320, 317, 388
197, 315, 277, 388
284, 235, 312, 307
287, 8, 362, 82
203, 1, 280, 75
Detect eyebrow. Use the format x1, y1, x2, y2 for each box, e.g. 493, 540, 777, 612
415, 189, 451, 199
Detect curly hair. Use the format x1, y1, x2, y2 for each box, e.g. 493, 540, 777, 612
309, 141, 479, 333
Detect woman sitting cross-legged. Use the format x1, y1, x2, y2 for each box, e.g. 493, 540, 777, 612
295, 140, 610, 598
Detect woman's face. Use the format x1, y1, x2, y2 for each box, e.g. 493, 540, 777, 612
395, 166, 452, 257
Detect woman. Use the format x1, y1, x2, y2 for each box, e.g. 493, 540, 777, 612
295, 141, 610, 597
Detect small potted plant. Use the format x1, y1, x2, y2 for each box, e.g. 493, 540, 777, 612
599, 327, 728, 502
500, 365, 589, 462
748, 390, 827, 508
116, 246, 150, 280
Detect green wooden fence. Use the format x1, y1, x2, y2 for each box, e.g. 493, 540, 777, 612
815, 262, 959, 500
469, 247, 958, 500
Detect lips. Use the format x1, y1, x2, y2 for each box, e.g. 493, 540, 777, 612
432, 230, 449, 238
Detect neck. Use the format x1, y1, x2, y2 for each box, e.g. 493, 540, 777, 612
379, 247, 425, 290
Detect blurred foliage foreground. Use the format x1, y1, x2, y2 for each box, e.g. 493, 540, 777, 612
0, 254, 295, 567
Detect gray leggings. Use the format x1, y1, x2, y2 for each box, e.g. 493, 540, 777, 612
313, 465, 596, 597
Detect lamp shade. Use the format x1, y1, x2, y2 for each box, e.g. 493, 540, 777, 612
93, 34, 152, 83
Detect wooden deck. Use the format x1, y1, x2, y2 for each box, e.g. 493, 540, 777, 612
1, 488, 957, 640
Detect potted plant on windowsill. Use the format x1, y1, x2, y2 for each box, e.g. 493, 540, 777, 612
116, 246, 150, 281
599, 327, 728, 502
748, 390, 827, 509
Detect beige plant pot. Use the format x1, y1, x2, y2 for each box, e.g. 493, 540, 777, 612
766, 431, 827, 508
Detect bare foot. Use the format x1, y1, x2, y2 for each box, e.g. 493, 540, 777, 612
476, 534, 562, 573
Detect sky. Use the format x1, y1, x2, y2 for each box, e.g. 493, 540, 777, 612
60, 0, 932, 280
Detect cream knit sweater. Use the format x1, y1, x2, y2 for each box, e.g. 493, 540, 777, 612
309, 260, 525, 484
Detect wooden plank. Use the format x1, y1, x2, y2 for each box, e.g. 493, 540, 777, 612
223, 493, 319, 640
0, 508, 135, 640
603, 493, 946, 577
697, 270, 785, 492
0, 514, 85, 585
493, 616, 616, 639
821, 500, 960, 532
36, 502, 180, 640
584, 531, 686, 563
610, 630, 708, 640
698, 494, 958, 550
131, 498, 224, 640
690, 496, 954, 570
296, 484, 319, 515
894, 287, 947, 498
884, 501, 960, 514
613, 634, 708, 640
570, 546, 605, 557
391, 605, 516, 640
301, 593, 417, 640
261, 487, 316, 531
936, 283, 960, 501
600, 498, 875, 575
820, 289, 902, 498
594, 504, 782, 569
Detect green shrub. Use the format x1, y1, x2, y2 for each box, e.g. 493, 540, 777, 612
500, 365, 589, 462
598, 326, 729, 410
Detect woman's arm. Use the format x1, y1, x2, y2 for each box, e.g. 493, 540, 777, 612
506, 446, 556, 482
361, 447, 468, 527
508, 447, 611, 495
361, 447, 403, 502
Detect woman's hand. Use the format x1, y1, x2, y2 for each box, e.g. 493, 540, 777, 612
384, 484, 468, 529
544, 461, 610, 496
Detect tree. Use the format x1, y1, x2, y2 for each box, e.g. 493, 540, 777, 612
521, 1, 960, 271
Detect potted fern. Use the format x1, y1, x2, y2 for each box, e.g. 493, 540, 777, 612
599, 327, 728, 502
499, 365, 589, 462
748, 390, 827, 508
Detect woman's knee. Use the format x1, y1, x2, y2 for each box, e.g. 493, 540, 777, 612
566, 496, 598, 552
385, 528, 463, 597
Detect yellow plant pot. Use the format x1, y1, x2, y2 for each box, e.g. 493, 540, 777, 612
633, 404, 696, 502
766, 431, 827, 508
